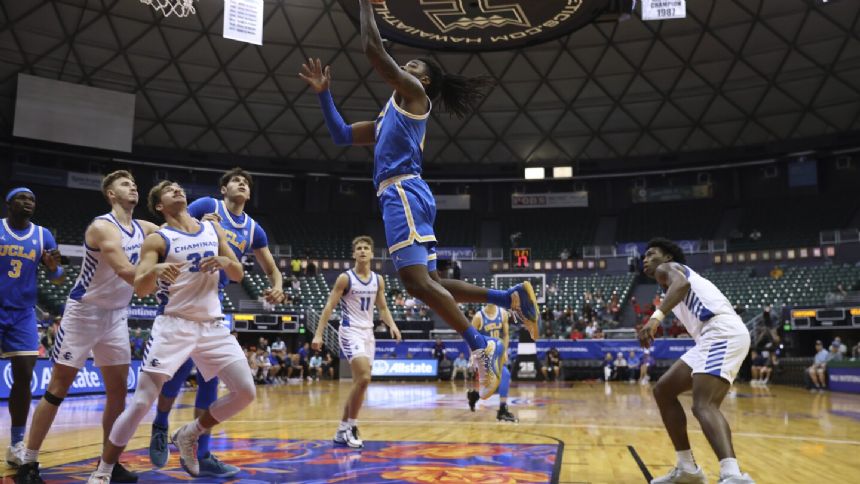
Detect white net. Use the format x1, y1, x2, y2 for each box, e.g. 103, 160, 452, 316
140, 0, 197, 18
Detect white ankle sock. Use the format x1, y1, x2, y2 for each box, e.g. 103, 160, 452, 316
338, 421, 350, 431
97, 459, 115, 475
22, 448, 39, 464
347, 418, 357, 427
720, 457, 741, 477
676, 450, 697, 472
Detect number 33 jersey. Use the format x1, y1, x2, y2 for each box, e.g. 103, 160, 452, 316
155, 220, 222, 321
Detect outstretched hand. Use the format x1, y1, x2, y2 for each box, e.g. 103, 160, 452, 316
299, 58, 331, 93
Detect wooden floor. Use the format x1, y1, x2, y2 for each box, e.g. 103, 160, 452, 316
3, 379, 860, 483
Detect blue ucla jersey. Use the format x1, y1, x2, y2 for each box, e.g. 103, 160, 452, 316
0, 219, 57, 309
187, 197, 268, 289
478, 307, 506, 343
373, 95, 431, 188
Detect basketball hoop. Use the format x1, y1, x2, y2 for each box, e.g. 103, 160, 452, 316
140, 0, 196, 18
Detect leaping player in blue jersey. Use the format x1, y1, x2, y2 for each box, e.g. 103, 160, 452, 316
300, 0, 540, 400
0, 187, 64, 467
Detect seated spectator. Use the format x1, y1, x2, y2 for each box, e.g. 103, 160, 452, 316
769, 265, 783, 280
807, 340, 829, 392
438, 354, 453, 381
267, 351, 282, 383
451, 352, 470, 381
271, 337, 286, 353
433, 338, 446, 362
246, 346, 258, 377
602, 352, 615, 381
626, 350, 640, 382
750, 350, 771, 386
614, 352, 628, 381
852, 341, 860, 361
287, 353, 304, 381
541, 347, 562, 381
592, 328, 605, 340
321, 350, 336, 379
569, 327, 584, 340
639, 349, 652, 385
129, 327, 145, 360
254, 348, 272, 384
585, 321, 599, 339
668, 319, 687, 338
309, 352, 323, 381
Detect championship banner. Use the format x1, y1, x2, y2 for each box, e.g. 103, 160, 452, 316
1, 359, 143, 399
511, 191, 589, 209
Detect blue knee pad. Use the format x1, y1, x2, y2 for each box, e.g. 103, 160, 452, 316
195, 373, 219, 410
499, 366, 511, 398
161, 359, 194, 399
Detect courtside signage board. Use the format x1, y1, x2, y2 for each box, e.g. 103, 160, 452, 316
372, 359, 438, 377
0, 359, 143, 399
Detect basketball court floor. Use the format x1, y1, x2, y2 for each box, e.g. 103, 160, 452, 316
2, 380, 858, 483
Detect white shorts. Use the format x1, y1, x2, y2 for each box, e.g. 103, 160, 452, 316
51, 299, 131, 369
681, 314, 751, 384
142, 315, 246, 382
339, 326, 375, 364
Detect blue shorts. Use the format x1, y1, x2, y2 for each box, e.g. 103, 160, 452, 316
0, 306, 39, 356
378, 176, 438, 272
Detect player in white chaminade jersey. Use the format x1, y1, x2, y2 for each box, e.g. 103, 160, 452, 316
314, 236, 401, 449
16, 171, 159, 484
640, 238, 754, 484
87, 181, 255, 484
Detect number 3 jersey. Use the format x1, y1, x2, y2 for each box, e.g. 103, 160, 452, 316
155, 220, 222, 321
69, 214, 145, 310
340, 269, 379, 330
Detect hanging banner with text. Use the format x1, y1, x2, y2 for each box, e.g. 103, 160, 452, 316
511, 191, 588, 209
641, 0, 687, 21
223, 0, 264, 45
435, 194, 471, 210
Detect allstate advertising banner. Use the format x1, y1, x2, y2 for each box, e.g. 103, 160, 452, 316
1, 359, 143, 399
371, 359, 438, 378
371, 339, 695, 361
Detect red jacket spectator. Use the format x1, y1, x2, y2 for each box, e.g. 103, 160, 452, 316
569, 328, 584, 340
668, 320, 687, 338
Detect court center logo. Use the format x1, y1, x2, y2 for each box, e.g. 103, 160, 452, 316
338, 0, 603, 52
3, 364, 38, 393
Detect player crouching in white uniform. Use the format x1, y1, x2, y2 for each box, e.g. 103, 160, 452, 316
313, 236, 401, 449
640, 238, 753, 484
87, 181, 254, 483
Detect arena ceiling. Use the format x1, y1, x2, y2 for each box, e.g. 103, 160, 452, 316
0, 0, 858, 169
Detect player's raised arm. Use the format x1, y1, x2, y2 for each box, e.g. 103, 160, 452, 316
639, 262, 690, 348
313, 273, 349, 351
358, 0, 428, 108
299, 58, 376, 146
